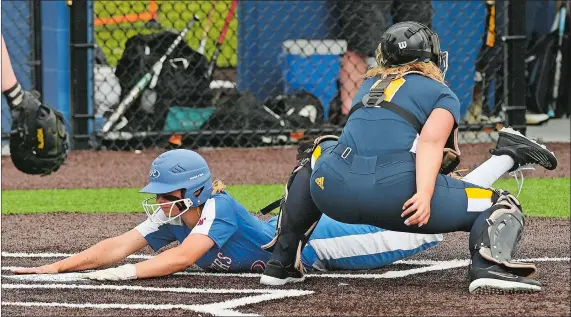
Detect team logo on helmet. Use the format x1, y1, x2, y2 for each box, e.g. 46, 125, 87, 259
149, 168, 160, 179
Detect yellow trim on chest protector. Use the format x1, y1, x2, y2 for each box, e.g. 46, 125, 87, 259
372, 77, 406, 102
311, 144, 322, 168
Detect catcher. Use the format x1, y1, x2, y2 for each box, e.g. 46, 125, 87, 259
12, 149, 444, 280
261, 21, 559, 293
2, 35, 68, 175
12, 139, 543, 282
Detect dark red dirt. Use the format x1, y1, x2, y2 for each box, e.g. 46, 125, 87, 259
2, 142, 569, 190
1, 142, 569, 316
1, 213, 570, 316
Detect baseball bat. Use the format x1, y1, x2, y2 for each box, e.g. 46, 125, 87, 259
207, 0, 237, 80
169, 1, 236, 146
549, 3, 567, 117
101, 15, 200, 134
198, 0, 219, 54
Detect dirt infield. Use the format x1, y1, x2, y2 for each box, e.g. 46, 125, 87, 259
1, 213, 570, 316
1, 141, 569, 316
2, 142, 570, 190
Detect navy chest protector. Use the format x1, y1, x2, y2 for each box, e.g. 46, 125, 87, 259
349, 73, 461, 175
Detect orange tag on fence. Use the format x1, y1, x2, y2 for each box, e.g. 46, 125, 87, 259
169, 135, 182, 146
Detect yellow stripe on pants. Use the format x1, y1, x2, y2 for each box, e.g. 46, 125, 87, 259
465, 187, 493, 212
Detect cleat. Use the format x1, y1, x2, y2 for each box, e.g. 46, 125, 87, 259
260, 260, 305, 286
490, 127, 558, 172
469, 265, 542, 294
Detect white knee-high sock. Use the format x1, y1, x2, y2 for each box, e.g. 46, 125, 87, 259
461, 155, 515, 188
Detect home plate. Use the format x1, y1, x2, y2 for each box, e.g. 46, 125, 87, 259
3, 273, 90, 283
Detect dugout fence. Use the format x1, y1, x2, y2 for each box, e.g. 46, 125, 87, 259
2, 1, 530, 152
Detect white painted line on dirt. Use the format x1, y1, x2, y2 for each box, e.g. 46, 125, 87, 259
2, 285, 313, 316
172, 261, 469, 279
517, 257, 571, 262
1, 252, 154, 260
1, 301, 258, 316
2, 271, 90, 283
378, 259, 469, 278
1, 283, 309, 295
2, 257, 568, 282
194, 293, 311, 316
0, 251, 441, 266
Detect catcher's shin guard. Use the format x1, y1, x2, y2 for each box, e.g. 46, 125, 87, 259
261, 164, 321, 273
260, 135, 337, 279
260, 134, 338, 253
470, 190, 536, 277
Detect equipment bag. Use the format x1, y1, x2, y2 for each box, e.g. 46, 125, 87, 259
200, 89, 289, 147
263, 90, 325, 128
114, 31, 212, 131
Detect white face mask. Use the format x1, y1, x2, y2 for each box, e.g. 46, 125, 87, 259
141, 197, 192, 225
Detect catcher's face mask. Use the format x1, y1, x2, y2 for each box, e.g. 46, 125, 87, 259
141, 191, 193, 225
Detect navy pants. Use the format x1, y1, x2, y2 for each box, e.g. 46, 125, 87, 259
310, 141, 494, 234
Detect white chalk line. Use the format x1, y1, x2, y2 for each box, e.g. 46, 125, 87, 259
2, 252, 155, 260
2, 256, 569, 281
1, 283, 313, 316
1, 301, 262, 316
2, 255, 569, 316
1, 283, 307, 294
0, 251, 441, 265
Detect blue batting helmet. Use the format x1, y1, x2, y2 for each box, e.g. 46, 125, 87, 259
140, 149, 213, 222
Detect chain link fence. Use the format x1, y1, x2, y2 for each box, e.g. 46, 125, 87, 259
89, 0, 514, 151
1, 0, 42, 151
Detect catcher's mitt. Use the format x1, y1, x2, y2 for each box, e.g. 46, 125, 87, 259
9, 90, 69, 175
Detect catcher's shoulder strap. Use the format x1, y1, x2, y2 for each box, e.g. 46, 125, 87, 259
349, 73, 461, 175
260, 197, 282, 215
348, 73, 423, 134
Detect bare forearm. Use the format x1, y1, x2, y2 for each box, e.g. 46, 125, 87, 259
2, 35, 18, 91
55, 239, 130, 273
134, 247, 192, 279
415, 140, 443, 197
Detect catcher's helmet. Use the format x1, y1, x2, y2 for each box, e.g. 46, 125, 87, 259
375, 21, 448, 77
140, 149, 213, 223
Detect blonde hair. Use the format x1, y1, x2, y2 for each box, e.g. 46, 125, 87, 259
211, 179, 226, 194
364, 61, 444, 84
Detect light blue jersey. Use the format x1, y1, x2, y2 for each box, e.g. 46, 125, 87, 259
135, 192, 442, 273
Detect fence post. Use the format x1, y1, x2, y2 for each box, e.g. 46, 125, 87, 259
32, 0, 43, 98
503, 0, 527, 135
69, 0, 91, 150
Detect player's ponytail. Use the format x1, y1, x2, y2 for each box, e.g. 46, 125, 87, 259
211, 179, 226, 193
364, 61, 445, 84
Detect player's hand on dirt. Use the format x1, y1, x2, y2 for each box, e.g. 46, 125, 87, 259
11, 264, 59, 275
402, 192, 431, 227
81, 264, 137, 281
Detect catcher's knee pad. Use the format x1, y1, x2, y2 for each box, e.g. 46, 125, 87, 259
475, 190, 536, 275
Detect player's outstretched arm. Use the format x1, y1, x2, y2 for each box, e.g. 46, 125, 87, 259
82, 233, 215, 281
2, 35, 18, 92
11, 229, 148, 275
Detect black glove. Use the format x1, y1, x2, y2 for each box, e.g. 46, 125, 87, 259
5, 83, 69, 175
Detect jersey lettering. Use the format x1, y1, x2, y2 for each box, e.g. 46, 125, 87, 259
208, 251, 232, 272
